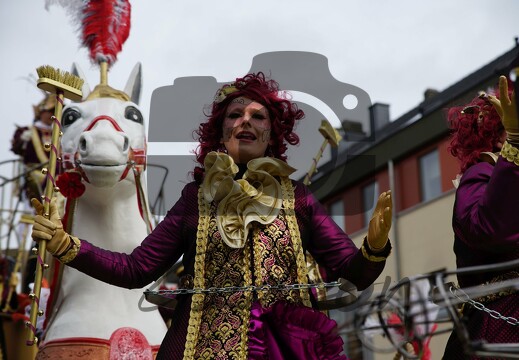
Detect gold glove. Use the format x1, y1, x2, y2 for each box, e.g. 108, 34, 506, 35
367, 190, 392, 251
31, 198, 71, 257
488, 75, 518, 139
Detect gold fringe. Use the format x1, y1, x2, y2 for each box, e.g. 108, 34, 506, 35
281, 177, 311, 307
183, 188, 210, 359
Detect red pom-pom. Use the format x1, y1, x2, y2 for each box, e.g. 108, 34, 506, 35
56, 172, 86, 199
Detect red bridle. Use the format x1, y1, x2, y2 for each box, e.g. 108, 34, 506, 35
61, 115, 147, 182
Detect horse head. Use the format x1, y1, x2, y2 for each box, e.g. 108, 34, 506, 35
60, 63, 146, 189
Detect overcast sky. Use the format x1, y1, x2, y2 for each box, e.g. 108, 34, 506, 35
1, 0, 518, 184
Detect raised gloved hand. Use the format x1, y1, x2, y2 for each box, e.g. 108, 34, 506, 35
31, 198, 71, 257
367, 190, 392, 251
488, 75, 518, 139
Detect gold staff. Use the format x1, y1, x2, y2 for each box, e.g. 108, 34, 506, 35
2, 214, 34, 313
25, 65, 83, 346
303, 119, 343, 185
303, 119, 343, 303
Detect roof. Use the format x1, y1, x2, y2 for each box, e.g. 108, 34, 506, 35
307, 44, 519, 201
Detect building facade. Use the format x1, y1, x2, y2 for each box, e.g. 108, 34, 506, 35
308, 44, 519, 359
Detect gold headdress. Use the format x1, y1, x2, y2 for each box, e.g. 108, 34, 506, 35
85, 62, 131, 101
213, 83, 239, 104
33, 93, 57, 119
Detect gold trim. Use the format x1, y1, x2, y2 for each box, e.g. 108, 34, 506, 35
58, 236, 81, 264
361, 243, 388, 262
238, 236, 253, 360
500, 141, 519, 166
183, 187, 210, 359
86, 84, 130, 102
252, 225, 265, 304
473, 271, 519, 304
281, 177, 311, 307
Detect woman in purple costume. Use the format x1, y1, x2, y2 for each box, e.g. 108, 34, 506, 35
444, 76, 519, 359
11, 94, 56, 201
31, 73, 393, 359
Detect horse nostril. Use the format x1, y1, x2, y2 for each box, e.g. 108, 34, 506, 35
123, 136, 129, 152
80, 137, 87, 151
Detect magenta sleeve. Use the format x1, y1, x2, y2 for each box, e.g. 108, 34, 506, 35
68, 183, 196, 289
301, 185, 386, 290
454, 157, 519, 249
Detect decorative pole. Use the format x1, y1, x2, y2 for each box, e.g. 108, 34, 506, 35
3, 214, 33, 312
303, 119, 343, 186
303, 119, 343, 304
26, 65, 83, 346
100, 61, 108, 85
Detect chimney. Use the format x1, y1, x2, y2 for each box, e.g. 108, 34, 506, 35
369, 103, 390, 138
424, 88, 440, 101
341, 119, 364, 134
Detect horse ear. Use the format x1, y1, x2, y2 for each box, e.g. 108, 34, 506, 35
124, 63, 142, 105
71, 62, 91, 100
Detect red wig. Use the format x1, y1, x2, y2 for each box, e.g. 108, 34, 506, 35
447, 91, 505, 174
194, 72, 304, 182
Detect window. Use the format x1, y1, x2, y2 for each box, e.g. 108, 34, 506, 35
419, 149, 441, 202
329, 199, 345, 231
362, 181, 379, 227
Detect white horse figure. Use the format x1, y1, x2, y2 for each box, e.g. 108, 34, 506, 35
39, 63, 167, 357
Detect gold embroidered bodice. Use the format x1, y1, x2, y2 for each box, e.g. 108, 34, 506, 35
183, 153, 312, 360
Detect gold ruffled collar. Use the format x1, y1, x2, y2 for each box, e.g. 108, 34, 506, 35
201, 151, 296, 248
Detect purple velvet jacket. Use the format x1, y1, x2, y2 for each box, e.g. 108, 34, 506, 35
69, 180, 386, 358
452, 157, 519, 287
445, 157, 519, 359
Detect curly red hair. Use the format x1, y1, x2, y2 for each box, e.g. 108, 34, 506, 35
447, 90, 505, 174
193, 72, 304, 182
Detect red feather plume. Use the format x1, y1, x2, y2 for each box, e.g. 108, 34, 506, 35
81, 0, 131, 66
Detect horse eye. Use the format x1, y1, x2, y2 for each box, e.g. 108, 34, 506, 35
125, 106, 143, 124
62, 108, 81, 127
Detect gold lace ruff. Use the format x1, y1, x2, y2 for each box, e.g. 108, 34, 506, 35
500, 141, 519, 166
202, 152, 295, 249
183, 155, 311, 359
